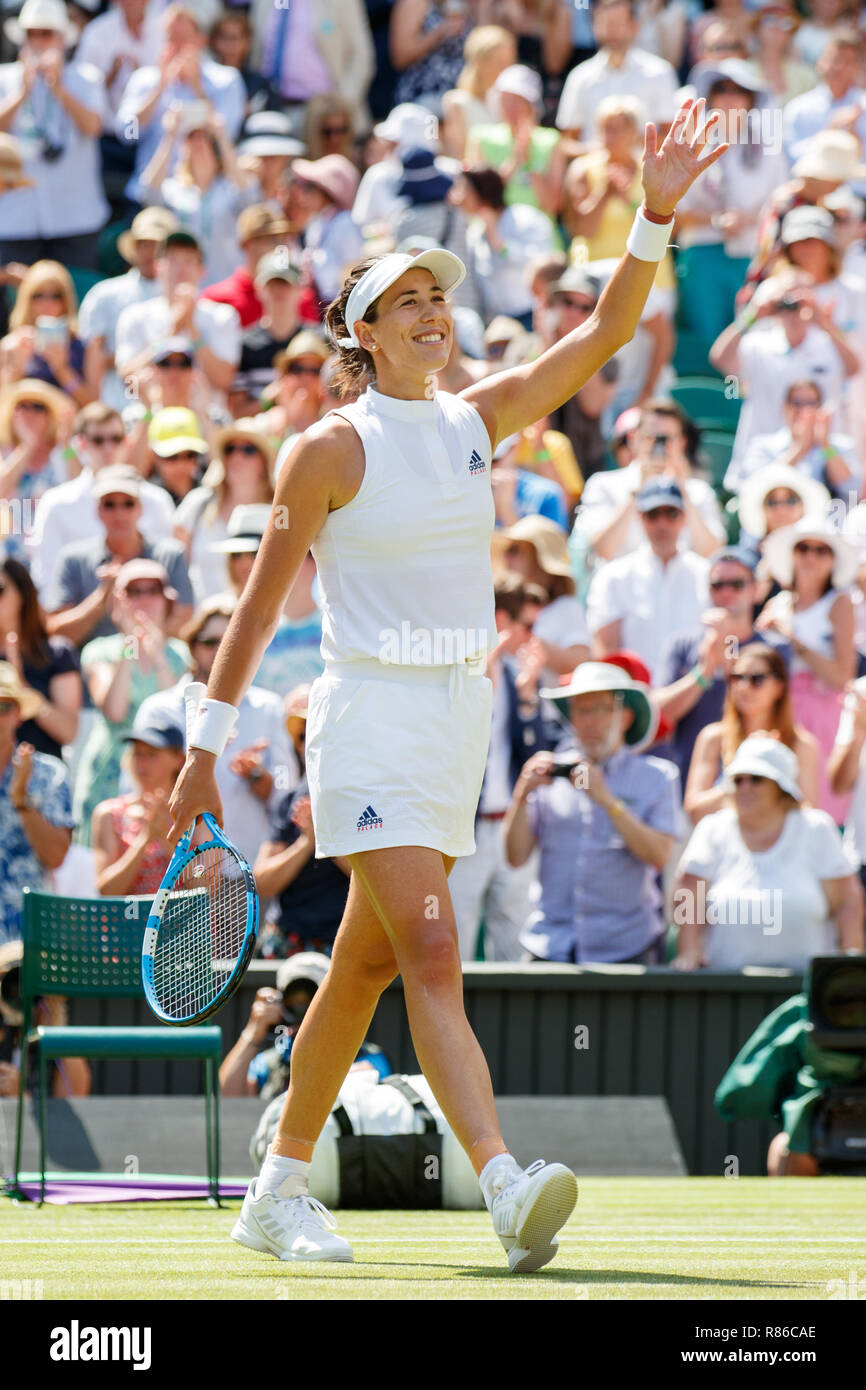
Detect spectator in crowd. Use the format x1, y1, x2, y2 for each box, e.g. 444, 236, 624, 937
793, 0, 854, 67
731, 376, 857, 500
75, 0, 162, 121
235, 113, 304, 211
555, 0, 680, 141
0, 0, 108, 271
73, 557, 189, 843
440, 24, 516, 159
467, 64, 565, 228
138, 100, 257, 285
92, 711, 185, 894
390, 0, 471, 114
208, 9, 279, 117
145, 404, 208, 506
493, 414, 584, 520
78, 206, 179, 413
504, 661, 679, 963
46, 465, 194, 647
654, 546, 788, 784
575, 397, 725, 563
489, 429, 569, 531
220, 952, 390, 1100
674, 734, 862, 970
0, 378, 72, 559
747, 2, 817, 108
711, 272, 858, 473
392, 147, 472, 285
492, 0, 573, 119
173, 418, 275, 604
685, 643, 820, 820
783, 26, 866, 165
449, 572, 558, 961
0, 557, 80, 759
269, 333, 332, 459
541, 267, 619, 482
736, 465, 830, 575
587, 254, 676, 421
289, 154, 363, 306
352, 101, 440, 232
492, 514, 590, 677
303, 95, 359, 165
588, 479, 710, 680
200, 204, 291, 329
254, 683, 349, 959
209, 502, 271, 600
117, 4, 245, 205
757, 515, 857, 822
687, 2, 750, 70
0, 660, 74, 945
132, 593, 294, 869
829, 676, 866, 894
238, 251, 304, 400
255, 548, 325, 694
27, 402, 176, 597
563, 95, 675, 301
675, 62, 788, 351
0, 260, 91, 405
249, 0, 375, 138
456, 164, 554, 326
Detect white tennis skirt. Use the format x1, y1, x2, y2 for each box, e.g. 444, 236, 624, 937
305, 659, 493, 859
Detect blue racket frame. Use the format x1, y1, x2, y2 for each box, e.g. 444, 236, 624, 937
142, 812, 259, 1027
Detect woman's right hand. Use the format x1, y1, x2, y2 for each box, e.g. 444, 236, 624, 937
166, 751, 224, 850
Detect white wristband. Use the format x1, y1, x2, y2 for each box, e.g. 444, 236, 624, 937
189, 697, 239, 756
626, 207, 674, 263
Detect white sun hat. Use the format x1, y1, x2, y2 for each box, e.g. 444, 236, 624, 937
538, 661, 659, 753
738, 465, 830, 539
762, 514, 859, 589
722, 734, 802, 801
5, 0, 77, 44
335, 249, 465, 349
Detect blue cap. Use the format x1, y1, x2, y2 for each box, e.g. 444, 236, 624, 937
709, 544, 760, 573
123, 711, 184, 751
635, 479, 685, 513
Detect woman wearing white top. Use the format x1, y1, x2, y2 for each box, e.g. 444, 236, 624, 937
167, 99, 727, 1272
674, 734, 862, 971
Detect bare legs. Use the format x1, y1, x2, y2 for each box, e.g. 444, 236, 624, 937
271, 845, 507, 1175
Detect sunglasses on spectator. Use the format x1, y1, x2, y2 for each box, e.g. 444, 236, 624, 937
194, 635, 222, 648
321, 122, 349, 136
88, 432, 124, 447
159, 357, 193, 370
730, 671, 770, 687
765, 492, 801, 507
794, 542, 833, 558
788, 396, 819, 409
709, 577, 749, 591
286, 361, 322, 377
732, 773, 768, 785
99, 498, 137, 509
224, 442, 262, 457
644, 507, 682, 521
0, 699, 19, 714
558, 296, 594, 312
16, 400, 48, 413
124, 582, 163, 598
31, 289, 64, 301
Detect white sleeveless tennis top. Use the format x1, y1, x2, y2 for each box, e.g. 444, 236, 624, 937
312, 386, 496, 666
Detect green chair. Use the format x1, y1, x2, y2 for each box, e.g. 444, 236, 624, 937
669, 376, 742, 433
696, 429, 736, 495
12, 889, 222, 1206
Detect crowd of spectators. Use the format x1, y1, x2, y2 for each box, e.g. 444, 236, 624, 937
2, 0, 866, 990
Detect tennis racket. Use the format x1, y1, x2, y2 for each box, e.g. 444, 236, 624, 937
141, 682, 259, 1026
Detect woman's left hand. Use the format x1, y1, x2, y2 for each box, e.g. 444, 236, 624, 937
641, 98, 729, 219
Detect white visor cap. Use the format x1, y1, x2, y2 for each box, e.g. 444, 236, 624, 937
336, 249, 466, 349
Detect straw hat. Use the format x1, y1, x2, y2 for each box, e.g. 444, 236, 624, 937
792, 130, 866, 183
738, 465, 830, 539
0, 134, 32, 189
202, 419, 277, 491
491, 514, 572, 579
117, 207, 180, 264
0, 378, 68, 446
762, 515, 859, 589
0, 659, 43, 720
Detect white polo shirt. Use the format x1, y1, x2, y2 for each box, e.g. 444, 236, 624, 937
556, 46, 680, 136
576, 461, 725, 558
731, 322, 846, 470
115, 295, 241, 375
586, 543, 710, 680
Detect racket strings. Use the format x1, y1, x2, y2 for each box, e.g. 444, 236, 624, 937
151, 843, 249, 1020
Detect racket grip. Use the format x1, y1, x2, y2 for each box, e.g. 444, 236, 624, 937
184, 681, 208, 752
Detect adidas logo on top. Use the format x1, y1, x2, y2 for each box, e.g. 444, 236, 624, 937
357, 804, 383, 832
468, 449, 486, 475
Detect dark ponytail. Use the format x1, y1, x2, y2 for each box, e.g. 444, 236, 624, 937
324, 257, 383, 399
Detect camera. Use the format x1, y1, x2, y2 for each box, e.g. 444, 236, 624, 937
776, 296, 801, 313
651, 435, 669, 458
550, 754, 581, 779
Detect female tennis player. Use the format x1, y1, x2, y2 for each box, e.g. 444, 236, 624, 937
168, 98, 726, 1271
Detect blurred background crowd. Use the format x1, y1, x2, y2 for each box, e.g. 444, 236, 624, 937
2, 0, 866, 985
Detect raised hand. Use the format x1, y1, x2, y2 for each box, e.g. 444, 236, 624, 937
641, 98, 729, 219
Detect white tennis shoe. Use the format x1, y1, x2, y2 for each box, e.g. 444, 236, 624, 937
490, 1159, 578, 1273
231, 1176, 354, 1263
